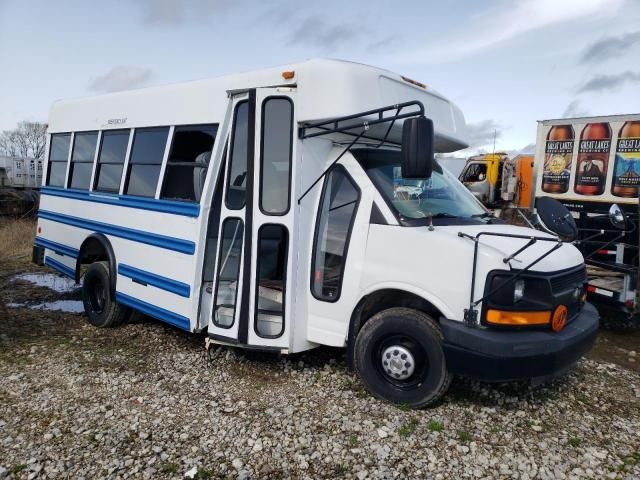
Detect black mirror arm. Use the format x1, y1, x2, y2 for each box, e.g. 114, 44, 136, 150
583, 231, 626, 260
458, 231, 563, 327
502, 237, 537, 264
374, 105, 403, 149
297, 130, 365, 205
472, 241, 563, 309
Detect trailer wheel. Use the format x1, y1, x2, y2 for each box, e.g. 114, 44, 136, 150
353, 308, 451, 408
82, 262, 129, 328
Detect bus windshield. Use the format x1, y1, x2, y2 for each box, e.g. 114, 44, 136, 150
352, 148, 487, 221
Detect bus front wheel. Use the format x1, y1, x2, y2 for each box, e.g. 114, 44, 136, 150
353, 308, 451, 408
82, 262, 129, 328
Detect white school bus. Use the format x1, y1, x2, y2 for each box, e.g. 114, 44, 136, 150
34, 59, 598, 407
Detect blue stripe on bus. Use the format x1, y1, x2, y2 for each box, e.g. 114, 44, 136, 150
40, 186, 200, 218
45, 256, 76, 279
34, 237, 79, 258
118, 263, 191, 298
115, 291, 191, 331
38, 210, 195, 255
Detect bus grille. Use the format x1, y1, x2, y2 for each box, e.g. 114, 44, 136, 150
550, 267, 587, 294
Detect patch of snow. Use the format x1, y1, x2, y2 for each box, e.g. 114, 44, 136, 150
11, 273, 78, 293
29, 300, 84, 314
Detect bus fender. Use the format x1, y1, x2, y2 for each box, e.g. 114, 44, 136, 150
76, 233, 117, 297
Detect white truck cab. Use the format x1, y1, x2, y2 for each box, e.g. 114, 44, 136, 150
33, 59, 598, 407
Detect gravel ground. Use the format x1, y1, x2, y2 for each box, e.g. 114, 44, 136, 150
1, 261, 640, 479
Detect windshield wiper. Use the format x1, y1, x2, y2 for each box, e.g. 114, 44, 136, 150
431, 213, 458, 218
471, 212, 497, 224
471, 212, 493, 218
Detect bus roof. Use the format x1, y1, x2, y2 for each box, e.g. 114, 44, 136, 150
48, 58, 468, 152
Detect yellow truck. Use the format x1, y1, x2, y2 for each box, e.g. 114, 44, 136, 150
459, 153, 534, 209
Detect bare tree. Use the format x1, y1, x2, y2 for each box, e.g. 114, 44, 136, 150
0, 121, 47, 159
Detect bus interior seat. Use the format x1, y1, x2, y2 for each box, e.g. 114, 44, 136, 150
193, 151, 211, 202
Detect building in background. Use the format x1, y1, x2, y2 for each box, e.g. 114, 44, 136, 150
0, 156, 43, 188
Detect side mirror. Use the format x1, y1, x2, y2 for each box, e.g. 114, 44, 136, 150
536, 197, 578, 242
608, 203, 626, 229
401, 116, 434, 179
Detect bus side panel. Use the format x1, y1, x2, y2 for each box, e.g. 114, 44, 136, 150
303, 154, 375, 348
37, 194, 201, 331
289, 139, 333, 353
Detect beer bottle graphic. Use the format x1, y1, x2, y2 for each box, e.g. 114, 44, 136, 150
574, 123, 611, 196
612, 121, 640, 198
542, 125, 574, 194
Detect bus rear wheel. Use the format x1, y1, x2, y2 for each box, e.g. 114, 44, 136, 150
353, 308, 451, 408
82, 262, 129, 328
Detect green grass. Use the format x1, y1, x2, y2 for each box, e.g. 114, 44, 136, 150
398, 418, 419, 438
194, 468, 213, 479
10, 464, 27, 475
348, 434, 359, 447
458, 430, 471, 442
160, 462, 180, 475
568, 437, 581, 448
334, 464, 349, 475
427, 420, 444, 432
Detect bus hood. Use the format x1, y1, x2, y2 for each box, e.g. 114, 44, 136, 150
440, 223, 584, 273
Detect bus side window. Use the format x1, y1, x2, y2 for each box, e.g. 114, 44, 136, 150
47, 133, 71, 187
213, 218, 244, 328
311, 167, 360, 302
225, 101, 249, 210
124, 127, 169, 197
68, 131, 98, 190
260, 97, 293, 215
255, 224, 288, 338
161, 124, 218, 202
94, 129, 130, 193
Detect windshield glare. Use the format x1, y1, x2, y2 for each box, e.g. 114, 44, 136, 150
352, 148, 486, 220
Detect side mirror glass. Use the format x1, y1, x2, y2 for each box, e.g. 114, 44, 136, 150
536, 197, 578, 242
401, 116, 434, 179
608, 203, 626, 229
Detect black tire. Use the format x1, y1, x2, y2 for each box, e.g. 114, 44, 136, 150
353, 307, 451, 408
82, 261, 129, 328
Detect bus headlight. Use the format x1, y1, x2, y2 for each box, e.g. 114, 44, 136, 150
485, 272, 552, 310
514, 279, 525, 303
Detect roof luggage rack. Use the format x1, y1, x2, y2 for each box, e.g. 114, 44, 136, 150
299, 101, 425, 146
296, 101, 426, 205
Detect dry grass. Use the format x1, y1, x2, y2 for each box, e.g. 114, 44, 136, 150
0, 217, 36, 264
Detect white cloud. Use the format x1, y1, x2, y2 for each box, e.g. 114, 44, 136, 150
562, 100, 589, 118
88, 66, 153, 93
464, 119, 502, 148
136, 0, 236, 25
580, 30, 640, 64
578, 71, 640, 93
396, 0, 625, 64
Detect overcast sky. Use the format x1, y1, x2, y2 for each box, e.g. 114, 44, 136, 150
1, 0, 639, 156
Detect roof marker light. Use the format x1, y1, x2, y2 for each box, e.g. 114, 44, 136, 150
401, 76, 427, 89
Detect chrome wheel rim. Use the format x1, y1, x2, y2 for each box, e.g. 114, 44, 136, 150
381, 345, 415, 381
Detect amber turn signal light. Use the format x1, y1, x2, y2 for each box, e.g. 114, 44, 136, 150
485, 309, 551, 326
282, 71, 295, 80
551, 305, 568, 332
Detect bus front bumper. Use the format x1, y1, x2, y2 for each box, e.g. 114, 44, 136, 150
441, 302, 599, 382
